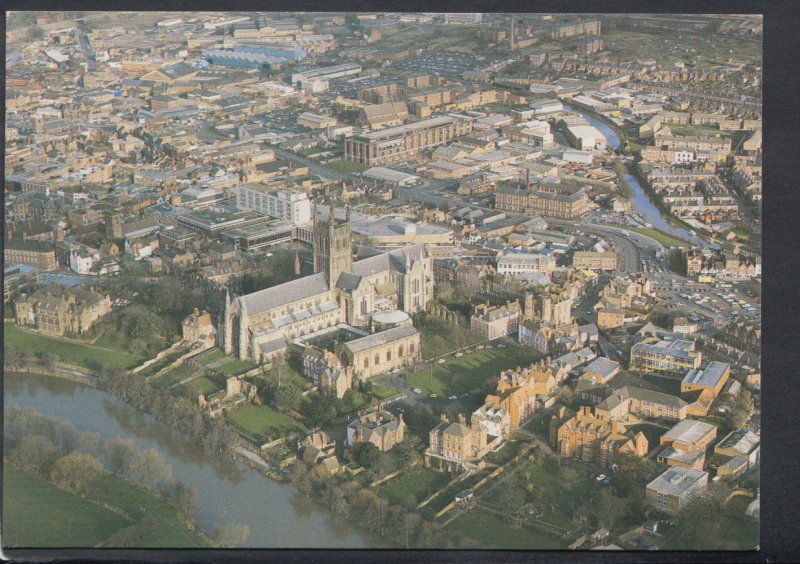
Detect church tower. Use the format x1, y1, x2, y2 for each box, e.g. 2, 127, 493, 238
314, 204, 353, 288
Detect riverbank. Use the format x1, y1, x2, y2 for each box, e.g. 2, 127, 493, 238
5, 373, 379, 548
3, 461, 211, 548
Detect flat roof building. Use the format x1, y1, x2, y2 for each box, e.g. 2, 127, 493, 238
344, 115, 473, 166
646, 466, 708, 515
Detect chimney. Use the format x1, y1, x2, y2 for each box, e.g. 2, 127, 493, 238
458, 413, 466, 425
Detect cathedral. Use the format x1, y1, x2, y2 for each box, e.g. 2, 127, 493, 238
220, 205, 434, 373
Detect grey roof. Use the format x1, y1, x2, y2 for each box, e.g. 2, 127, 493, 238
646, 466, 708, 497
658, 446, 705, 467
582, 357, 620, 381
336, 272, 364, 292
259, 338, 287, 354
715, 428, 760, 456
239, 272, 330, 315
598, 386, 688, 412
683, 361, 729, 388
344, 325, 418, 354
351, 243, 427, 277
662, 419, 716, 446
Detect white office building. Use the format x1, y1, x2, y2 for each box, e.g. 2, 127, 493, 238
236, 185, 312, 225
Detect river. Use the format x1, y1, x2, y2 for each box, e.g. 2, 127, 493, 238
5, 372, 382, 548
564, 104, 712, 247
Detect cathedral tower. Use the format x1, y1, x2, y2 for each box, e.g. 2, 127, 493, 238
314, 204, 353, 288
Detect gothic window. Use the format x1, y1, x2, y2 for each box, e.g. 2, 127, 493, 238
398, 345, 404, 356
386, 350, 392, 362
364, 358, 369, 369
375, 354, 380, 365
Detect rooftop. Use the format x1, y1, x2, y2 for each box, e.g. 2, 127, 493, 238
647, 466, 708, 497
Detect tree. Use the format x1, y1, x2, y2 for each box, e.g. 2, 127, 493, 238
273, 384, 302, 413
50, 452, 104, 494
211, 523, 250, 548
12, 434, 59, 475
130, 449, 173, 490
730, 389, 754, 429
106, 438, 137, 477
4, 346, 21, 373
42, 351, 59, 377
350, 442, 381, 469
174, 483, 198, 526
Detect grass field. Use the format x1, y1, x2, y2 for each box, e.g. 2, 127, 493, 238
3, 464, 208, 548
194, 348, 226, 366
378, 467, 449, 506
629, 227, 691, 248
370, 384, 399, 400
153, 364, 194, 388
3, 463, 131, 548
323, 159, 368, 173
599, 30, 761, 67
178, 376, 221, 398
418, 322, 480, 360
216, 358, 256, 376
406, 348, 535, 397
226, 404, 308, 443
445, 510, 564, 549
89, 473, 209, 548
4, 322, 142, 371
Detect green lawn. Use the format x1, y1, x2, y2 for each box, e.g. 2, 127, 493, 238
4, 322, 142, 371
418, 322, 480, 359
215, 358, 257, 376
406, 348, 535, 396
89, 473, 209, 548
194, 348, 226, 366
371, 384, 399, 400
628, 227, 691, 248
179, 376, 222, 398
3, 463, 131, 548
153, 364, 194, 389
378, 467, 449, 506
445, 510, 564, 549
324, 159, 368, 173
226, 404, 308, 443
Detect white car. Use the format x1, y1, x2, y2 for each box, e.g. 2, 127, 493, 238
413, 388, 422, 394
449, 395, 457, 400
596, 474, 606, 481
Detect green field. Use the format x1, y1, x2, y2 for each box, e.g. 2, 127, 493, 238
378, 467, 449, 506
3, 464, 208, 548
599, 30, 762, 67
406, 348, 535, 397
216, 358, 257, 376
153, 363, 194, 388
195, 348, 226, 366
445, 510, 564, 549
179, 376, 221, 398
371, 384, 399, 400
4, 322, 142, 371
629, 227, 691, 248
323, 159, 368, 173
89, 473, 209, 548
226, 404, 308, 443
3, 463, 131, 547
